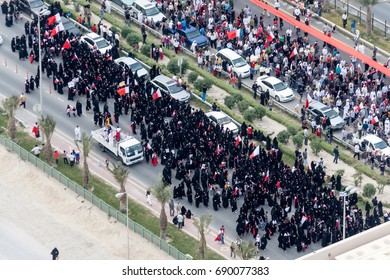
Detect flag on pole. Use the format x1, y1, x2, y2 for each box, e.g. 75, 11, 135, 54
289, 47, 298, 59
371, 116, 379, 125
266, 32, 274, 42
117, 87, 126, 96
264, 170, 269, 182
50, 22, 64, 37
250, 146, 260, 159
152, 88, 162, 100
47, 13, 61, 25
234, 135, 241, 147
71, 53, 78, 61
227, 30, 237, 40
305, 93, 312, 109
63, 39, 71, 50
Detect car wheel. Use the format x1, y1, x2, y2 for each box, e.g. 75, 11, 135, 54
258, 86, 263, 92
275, 96, 280, 102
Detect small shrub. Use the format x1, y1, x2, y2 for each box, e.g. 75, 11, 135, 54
310, 139, 322, 156
254, 105, 266, 121
167, 58, 180, 74
110, 26, 120, 35
188, 72, 198, 83
181, 59, 189, 74
277, 130, 290, 144
377, 177, 389, 194
243, 108, 256, 122
203, 77, 213, 89
63, 0, 70, 5
122, 26, 131, 38
232, 93, 243, 102
335, 169, 345, 178
287, 126, 298, 136
363, 183, 376, 198
140, 44, 151, 57
292, 133, 304, 149
74, 2, 80, 12
193, 79, 205, 92
353, 172, 363, 189
126, 33, 141, 46
224, 96, 236, 109
237, 100, 249, 113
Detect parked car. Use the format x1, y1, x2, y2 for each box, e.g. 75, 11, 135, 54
151, 75, 190, 103
112, 0, 134, 9
168, 25, 209, 49
205, 111, 238, 135
61, 16, 81, 37
80, 32, 112, 54
354, 134, 390, 158
130, 0, 165, 23
307, 101, 345, 130
256, 75, 294, 102
18, 0, 48, 19
114, 57, 148, 79
216, 48, 251, 78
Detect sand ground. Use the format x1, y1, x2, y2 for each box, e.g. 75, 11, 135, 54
0, 145, 172, 260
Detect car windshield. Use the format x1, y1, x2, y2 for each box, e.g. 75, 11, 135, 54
168, 83, 183, 94
125, 143, 143, 157
187, 29, 201, 40
30, 0, 44, 8
274, 81, 287, 91
374, 141, 388, 150
130, 62, 143, 71
218, 116, 230, 125
323, 109, 338, 119
63, 21, 73, 29
145, 7, 159, 16
96, 39, 109, 49
232, 57, 247, 68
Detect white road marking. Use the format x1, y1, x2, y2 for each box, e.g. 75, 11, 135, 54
57, 97, 64, 102
82, 113, 87, 117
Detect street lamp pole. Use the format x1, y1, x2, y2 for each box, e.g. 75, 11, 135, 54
115, 192, 129, 260
340, 186, 357, 240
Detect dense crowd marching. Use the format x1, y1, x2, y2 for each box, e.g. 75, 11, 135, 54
3, 0, 390, 255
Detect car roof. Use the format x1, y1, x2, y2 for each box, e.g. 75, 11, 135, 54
362, 134, 385, 144
206, 111, 229, 119
258, 75, 283, 85
152, 75, 173, 84
309, 101, 329, 111
133, 0, 155, 8
217, 48, 241, 59
181, 26, 196, 32
114, 57, 138, 65
84, 32, 102, 40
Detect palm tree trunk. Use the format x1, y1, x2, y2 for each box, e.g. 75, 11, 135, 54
8, 118, 16, 141
199, 235, 205, 260
83, 159, 90, 189
45, 140, 53, 165
160, 207, 167, 240
366, 5, 372, 36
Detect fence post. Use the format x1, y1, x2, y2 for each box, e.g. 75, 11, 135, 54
372, 14, 374, 31
83, 187, 86, 198
168, 244, 171, 256
159, 239, 162, 249
91, 193, 93, 204
334, 0, 336, 10
359, 7, 361, 25
385, 20, 387, 38
66, 177, 69, 188
18, 146, 21, 158
99, 199, 102, 210
142, 227, 144, 237
116, 210, 118, 221
34, 156, 37, 166
108, 205, 111, 217
177, 250, 179, 260
347, 3, 349, 16
50, 167, 53, 177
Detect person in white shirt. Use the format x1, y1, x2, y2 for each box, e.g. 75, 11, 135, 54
105, 0, 111, 13
274, 0, 280, 10
31, 145, 42, 157
75, 125, 81, 142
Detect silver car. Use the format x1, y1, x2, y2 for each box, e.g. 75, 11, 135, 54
114, 57, 148, 79
151, 75, 190, 103
307, 101, 345, 130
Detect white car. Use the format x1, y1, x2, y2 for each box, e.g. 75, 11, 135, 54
151, 75, 190, 103
114, 57, 148, 79
256, 75, 294, 102
131, 0, 166, 23
205, 111, 239, 135
80, 33, 112, 54
356, 134, 390, 158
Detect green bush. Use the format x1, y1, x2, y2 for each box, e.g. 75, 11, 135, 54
141, 44, 151, 57
224, 96, 236, 109
194, 79, 205, 92
122, 26, 131, 38
74, 2, 80, 12
203, 77, 213, 89
237, 100, 250, 113
232, 93, 243, 102
167, 57, 189, 75
310, 139, 322, 156
63, 0, 70, 5
363, 183, 376, 198
110, 26, 120, 35
277, 130, 290, 144
243, 108, 256, 122
254, 105, 266, 121
126, 33, 142, 47
287, 126, 298, 136
292, 133, 304, 149
188, 72, 199, 83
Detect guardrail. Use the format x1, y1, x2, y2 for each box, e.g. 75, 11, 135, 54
0, 134, 191, 260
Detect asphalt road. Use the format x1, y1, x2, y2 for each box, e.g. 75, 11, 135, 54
2, 2, 382, 260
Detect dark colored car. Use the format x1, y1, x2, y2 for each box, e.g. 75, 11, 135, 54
61, 16, 81, 37
18, 0, 48, 19
168, 25, 209, 49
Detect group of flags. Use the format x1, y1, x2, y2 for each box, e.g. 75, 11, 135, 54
47, 13, 64, 37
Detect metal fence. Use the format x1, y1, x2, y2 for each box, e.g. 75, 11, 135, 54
0, 135, 191, 260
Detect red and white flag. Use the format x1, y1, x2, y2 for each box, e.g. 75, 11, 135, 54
305, 93, 312, 109
266, 32, 274, 42
152, 88, 162, 100
50, 22, 64, 37
250, 146, 260, 159
371, 116, 379, 125
234, 135, 241, 147
63, 39, 71, 49
264, 170, 269, 182
47, 13, 61, 25
354, 102, 363, 112
289, 47, 298, 59
71, 53, 78, 61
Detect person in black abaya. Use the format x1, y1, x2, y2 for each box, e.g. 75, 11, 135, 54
11, 37, 16, 52
76, 100, 82, 116
212, 192, 221, 211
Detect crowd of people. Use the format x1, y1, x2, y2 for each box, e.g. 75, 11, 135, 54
4, 0, 389, 255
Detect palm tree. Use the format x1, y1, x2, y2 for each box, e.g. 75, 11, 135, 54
357, 0, 379, 36
2, 95, 19, 141
193, 214, 212, 260
75, 132, 92, 190
39, 114, 56, 165
236, 240, 258, 260
151, 179, 172, 240
111, 162, 129, 213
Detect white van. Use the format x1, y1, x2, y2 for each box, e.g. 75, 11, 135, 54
216, 48, 251, 78
131, 0, 166, 23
